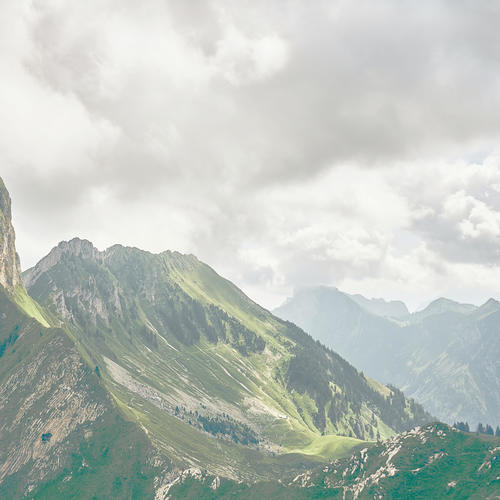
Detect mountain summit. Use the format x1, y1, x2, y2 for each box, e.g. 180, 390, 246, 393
0, 178, 161, 498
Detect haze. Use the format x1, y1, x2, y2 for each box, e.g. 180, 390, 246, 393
2, 0, 500, 310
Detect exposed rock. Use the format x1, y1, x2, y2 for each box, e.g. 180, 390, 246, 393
0, 177, 21, 293
0, 332, 106, 492
22, 238, 101, 289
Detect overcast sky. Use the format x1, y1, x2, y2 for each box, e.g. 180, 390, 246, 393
2, 0, 500, 310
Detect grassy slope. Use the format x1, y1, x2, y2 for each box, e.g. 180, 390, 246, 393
23, 243, 431, 481
0, 287, 159, 499
97, 328, 346, 480
168, 423, 500, 499
164, 253, 430, 434
118, 256, 427, 466
13, 284, 51, 327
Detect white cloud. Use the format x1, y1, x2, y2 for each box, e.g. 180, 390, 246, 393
213, 27, 289, 84
1, 0, 500, 311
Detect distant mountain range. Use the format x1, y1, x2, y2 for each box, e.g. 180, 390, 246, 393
1, 175, 499, 498
274, 286, 500, 428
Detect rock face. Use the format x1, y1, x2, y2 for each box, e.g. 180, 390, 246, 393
0, 320, 107, 493
0, 180, 162, 498
0, 177, 21, 293
22, 238, 100, 290
0, 288, 161, 499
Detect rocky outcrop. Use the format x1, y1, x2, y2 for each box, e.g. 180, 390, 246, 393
22, 238, 100, 289
0, 331, 107, 492
0, 178, 21, 293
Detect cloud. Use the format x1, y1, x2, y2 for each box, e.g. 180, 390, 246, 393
1, 0, 500, 309
404, 156, 500, 265
213, 27, 289, 85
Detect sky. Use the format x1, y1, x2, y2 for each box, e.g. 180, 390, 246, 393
2, 0, 500, 311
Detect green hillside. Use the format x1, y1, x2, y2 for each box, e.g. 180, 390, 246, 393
274, 286, 500, 428
0, 287, 161, 499
168, 422, 500, 499
9, 175, 495, 498
23, 239, 431, 479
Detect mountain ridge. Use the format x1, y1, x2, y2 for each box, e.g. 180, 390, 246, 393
23, 236, 432, 477
0, 184, 165, 498
274, 286, 500, 427
1, 175, 499, 498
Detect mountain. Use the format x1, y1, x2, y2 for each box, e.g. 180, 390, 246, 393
348, 293, 409, 319
274, 286, 500, 428
274, 287, 406, 383
1, 176, 498, 498
0, 180, 164, 498
0, 175, 432, 495
167, 423, 500, 499
22, 239, 430, 481
410, 297, 477, 322
0, 286, 163, 499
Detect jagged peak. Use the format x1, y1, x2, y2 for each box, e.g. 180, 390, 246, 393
475, 297, 500, 315
23, 237, 202, 288
103, 243, 158, 260
23, 238, 101, 288
482, 297, 499, 307
58, 237, 98, 257
348, 293, 409, 318
428, 297, 457, 307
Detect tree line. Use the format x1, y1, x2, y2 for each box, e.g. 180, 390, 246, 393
453, 421, 500, 436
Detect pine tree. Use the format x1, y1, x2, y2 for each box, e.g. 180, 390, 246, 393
485, 424, 494, 435
477, 423, 484, 434
453, 421, 470, 432
495, 426, 500, 437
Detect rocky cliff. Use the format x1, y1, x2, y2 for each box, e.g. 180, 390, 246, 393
0, 177, 21, 293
